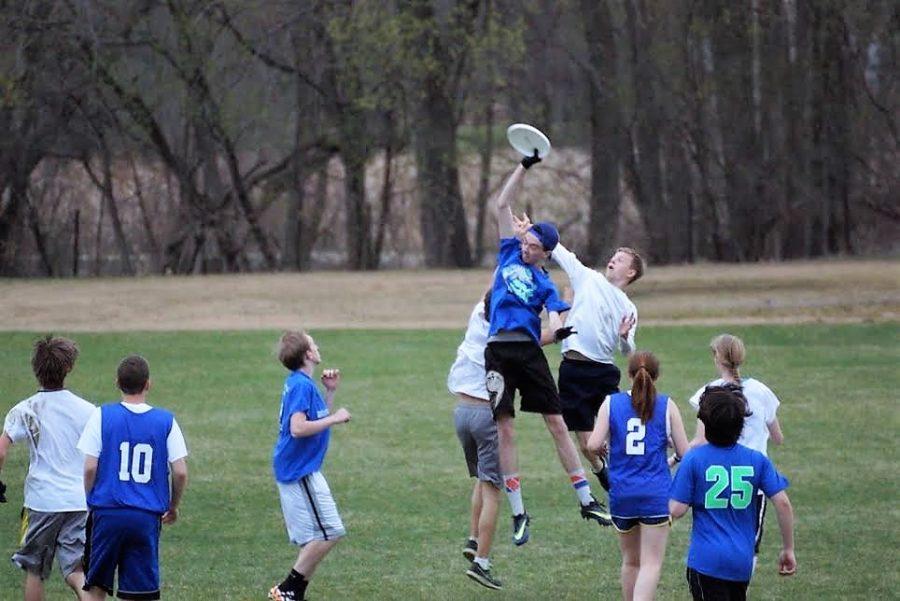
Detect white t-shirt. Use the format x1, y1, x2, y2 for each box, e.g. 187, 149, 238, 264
447, 301, 490, 399
551, 243, 637, 363
688, 378, 780, 455
3, 390, 95, 512
77, 402, 188, 462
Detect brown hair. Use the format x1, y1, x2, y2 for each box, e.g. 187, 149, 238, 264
710, 334, 746, 382
628, 351, 660, 423
698, 385, 750, 446
278, 330, 311, 371
117, 355, 150, 395
616, 247, 645, 284
32, 335, 79, 390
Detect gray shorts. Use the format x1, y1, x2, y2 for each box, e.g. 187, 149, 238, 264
277, 471, 346, 546
12, 508, 87, 580
454, 402, 501, 487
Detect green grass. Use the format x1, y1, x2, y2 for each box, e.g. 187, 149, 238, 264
0, 324, 897, 599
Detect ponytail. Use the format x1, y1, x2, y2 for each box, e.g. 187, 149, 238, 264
710, 334, 745, 384
627, 351, 660, 423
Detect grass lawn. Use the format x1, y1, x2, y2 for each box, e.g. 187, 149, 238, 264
0, 323, 897, 599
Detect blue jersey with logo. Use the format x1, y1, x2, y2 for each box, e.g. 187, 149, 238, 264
608, 392, 671, 517
489, 238, 570, 343
273, 371, 331, 483
88, 403, 174, 514
670, 444, 789, 582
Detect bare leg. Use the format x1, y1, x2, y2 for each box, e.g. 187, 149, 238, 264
633, 524, 670, 601
476, 483, 501, 559
542, 414, 583, 473
575, 431, 605, 472
294, 538, 341, 580
64, 568, 88, 601
496, 414, 517, 476
469, 481, 483, 540
24, 572, 44, 601
618, 528, 641, 601
82, 585, 107, 601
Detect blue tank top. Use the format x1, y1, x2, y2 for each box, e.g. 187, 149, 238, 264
88, 403, 173, 514
608, 392, 671, 517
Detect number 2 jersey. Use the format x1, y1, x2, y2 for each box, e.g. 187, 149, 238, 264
78, 402, 188, 515
670, 444, 789, 581
608, 391, 671, 518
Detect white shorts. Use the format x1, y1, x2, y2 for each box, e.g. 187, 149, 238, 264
447, 355, 488, 400
277, 472, 346, 545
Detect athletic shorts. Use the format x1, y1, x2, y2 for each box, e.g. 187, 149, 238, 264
484, 341, 561, 418
447, 355, 489, 400
454, 402, 501, 487
611, 515, 671, 533
686, 567, 749, 601
83, 508, 162, 600
12, 508, 87, 580
754, 489, 767, 554
277, 472, 346, 546
558, 358, 621, 431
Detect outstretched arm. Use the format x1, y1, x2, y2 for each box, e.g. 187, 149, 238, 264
496, 165, 526, 239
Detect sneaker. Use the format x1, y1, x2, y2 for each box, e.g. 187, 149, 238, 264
466, 562, 503, 590
580, 496, 612, 526
511, 512, 530, 546
269, 585, 301, 601
463, 538, 478, 561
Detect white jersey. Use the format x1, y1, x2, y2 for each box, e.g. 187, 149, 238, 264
688, 377, 780, 455
447, 301, 490, 400
3, 390, 95, 512
78, 402, 188, 462
551, 243, 637, 363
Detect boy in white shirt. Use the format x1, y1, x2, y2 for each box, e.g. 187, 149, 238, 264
0, 336, 95, 601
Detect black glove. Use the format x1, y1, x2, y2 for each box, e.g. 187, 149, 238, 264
554, 326, 576, 342
0, 480, 7, 503
521, 148, 542, 170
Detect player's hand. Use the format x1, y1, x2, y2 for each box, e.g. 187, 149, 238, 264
161, 507, 178, 525
331, 407, 351, 424
321, 368, 341, 391
778, 549, 797, 576
0, 479, 7, 503
554, 326, 577, 342
618, 314, 636, 339
512, 212, 532, 239
521, 148, 542, 170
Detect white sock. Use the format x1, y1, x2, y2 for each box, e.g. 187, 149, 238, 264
569, 468, 594, 505
503, 474, 525, 515
474, 556, 491, 569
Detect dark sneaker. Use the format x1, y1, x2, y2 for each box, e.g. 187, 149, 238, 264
463, 538, 478, 561
466, 562, 503, 590
580, 497, 612, 526
594, 463, 610, 492
269, 585, 300, 601
512, 512, 530, 546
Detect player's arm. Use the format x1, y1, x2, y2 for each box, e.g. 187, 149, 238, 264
0, 432, 12, 502
668, 399, 690, 461
162, 458, 188, 525
495, 166, 526, 239
770, 490, 797, 575
550, 242, 590, 283
688, 419, 707, 449
586, 400, 610, 455
768, 417, 784, 445
669, 499, 690, 520
83, 455, 99, 495
289, 408, 351, 438
321, 368, 340, 410
618, 311, 637, 356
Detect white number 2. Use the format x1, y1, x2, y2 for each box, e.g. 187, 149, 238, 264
118, 442, 153, 483
625, 418, 646, 455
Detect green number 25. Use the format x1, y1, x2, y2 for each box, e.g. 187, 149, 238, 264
704, 466, 755, 509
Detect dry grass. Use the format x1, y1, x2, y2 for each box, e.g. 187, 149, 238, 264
0, 259, 897, 331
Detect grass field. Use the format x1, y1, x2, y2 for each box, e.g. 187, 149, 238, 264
1, 322, 897, 600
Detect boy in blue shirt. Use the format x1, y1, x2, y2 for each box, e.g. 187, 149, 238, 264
670, 386, 797, 600
487, 156, 611, 547
269, 331, 351, 601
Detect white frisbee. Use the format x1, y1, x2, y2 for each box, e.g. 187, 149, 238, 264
506, 123, 551, 159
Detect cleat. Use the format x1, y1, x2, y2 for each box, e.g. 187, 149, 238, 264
269, 585, 299, 601
466, 562, 503, 590
580, 496, 613, 526
463, 538, 478, 561
511, 512, 530, 546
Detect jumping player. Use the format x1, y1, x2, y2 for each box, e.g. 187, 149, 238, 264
487, 157, 611, 548
78, 355, 189, 601
0, 336, 94, 601
268, 331, 351, 601
587, 351, 689, 601
670, 386, 797, 600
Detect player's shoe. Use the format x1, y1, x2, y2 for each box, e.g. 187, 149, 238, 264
580, 496, 612, 526
463, 538, 478, 561
466, 562, 503, 590
269, 585, 302, 601
511, 512, 530, 546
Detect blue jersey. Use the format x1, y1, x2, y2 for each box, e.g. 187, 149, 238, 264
88, 403, 174, 514
273, 371, 331, 483
489, 238, 570, 343
670, 444, 789, 582
608, 392, 671, 517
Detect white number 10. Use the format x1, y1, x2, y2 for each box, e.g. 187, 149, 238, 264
625, 418, 646, 455
118, 442, 153, 483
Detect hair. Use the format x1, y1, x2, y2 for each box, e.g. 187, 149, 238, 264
627, 351, 660, 423
32, 335, 79, 390
710, 334, 746, 382
278, 330, 311, 371
117, 355, 150, 395
697, 385, 752, 446
616, 247, 645, 284
482, 289, 493, 323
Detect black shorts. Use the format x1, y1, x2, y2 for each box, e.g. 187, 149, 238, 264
558, 358, 621, 431
754, 489, 767, 554
686, 567, 749, 601
484, 341, 561, 419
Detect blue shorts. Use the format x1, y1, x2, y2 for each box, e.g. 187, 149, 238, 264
611, 515, 671, 533
84, 508, 162, 600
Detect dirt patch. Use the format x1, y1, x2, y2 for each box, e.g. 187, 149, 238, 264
0, 259, 897, 331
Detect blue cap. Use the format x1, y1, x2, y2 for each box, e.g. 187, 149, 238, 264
529, 222, 559, 251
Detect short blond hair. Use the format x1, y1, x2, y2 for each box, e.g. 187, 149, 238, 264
278, 330, 311, 371
616, 247, 645, 284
